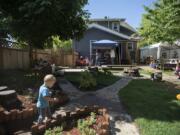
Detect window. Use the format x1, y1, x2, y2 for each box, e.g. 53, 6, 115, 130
173, 51, 178, 58
127, 42, 133, 51
162, 52, 167, 59
112, 22, 119, 32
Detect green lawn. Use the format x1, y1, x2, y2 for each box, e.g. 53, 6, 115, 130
119, 79, 180, 135
140, 68, 174, 76
65, 71, 120, 90
0, 69, 42, 94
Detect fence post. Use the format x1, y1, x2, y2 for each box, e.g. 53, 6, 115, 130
0, 47, 3, 69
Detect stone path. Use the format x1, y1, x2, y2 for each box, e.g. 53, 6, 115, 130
58, 77, 140, 135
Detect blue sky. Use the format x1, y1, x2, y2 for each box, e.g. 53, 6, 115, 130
85, 0, 156, 29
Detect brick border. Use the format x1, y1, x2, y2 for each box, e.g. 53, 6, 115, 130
31, 106, 110, 135
0, 103, 37, 123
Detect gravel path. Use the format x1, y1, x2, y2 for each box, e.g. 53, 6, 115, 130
58, 77, 140, 135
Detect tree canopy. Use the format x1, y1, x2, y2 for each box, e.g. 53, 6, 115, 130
139, 0, 180, 47
0, 0, 89, 48
45, 36, 72, 51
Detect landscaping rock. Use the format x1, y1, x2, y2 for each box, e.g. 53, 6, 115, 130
0, 86, 8, 91
0, 90, 17, 107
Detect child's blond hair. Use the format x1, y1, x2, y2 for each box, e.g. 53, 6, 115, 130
44, 74, 56, 84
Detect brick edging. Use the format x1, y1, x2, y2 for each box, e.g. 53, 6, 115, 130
0, 103, 37, 123
31, 106, 110, 135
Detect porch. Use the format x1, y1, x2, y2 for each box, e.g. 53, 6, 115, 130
89, 39, 137, 65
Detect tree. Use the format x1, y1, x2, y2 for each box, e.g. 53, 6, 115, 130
138, 14, 156, 47
0, 0, 89, 65
45, 36, 72, 51
139, 0, 180, 46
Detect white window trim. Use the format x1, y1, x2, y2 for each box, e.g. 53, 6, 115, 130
112, 22, 120, 32
127, 42, 134, 51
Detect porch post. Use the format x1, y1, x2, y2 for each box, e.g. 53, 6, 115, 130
118, 42, 121, 64
90, 40, 92, 66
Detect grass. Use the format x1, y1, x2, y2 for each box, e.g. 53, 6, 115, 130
0, 69, 42, 94
65, 71, 120, 91
119, 79, 180, 135
140, 68, 174, 76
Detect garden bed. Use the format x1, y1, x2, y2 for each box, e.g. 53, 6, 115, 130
0, 90, 69, 134
31, 106, 110, 135
65, 71, 120, 91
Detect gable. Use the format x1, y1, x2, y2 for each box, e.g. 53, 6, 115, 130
88, 23, 130, 40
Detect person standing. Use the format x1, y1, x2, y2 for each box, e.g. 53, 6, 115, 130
36, 74, 59, 124
95, 50, 100, 66
110, 49, 115, 65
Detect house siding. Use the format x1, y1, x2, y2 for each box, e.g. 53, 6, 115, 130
120, 26, 134, 36
73, 28, 127, 58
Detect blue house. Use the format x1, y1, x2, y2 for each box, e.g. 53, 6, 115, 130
73, 18, 139, 65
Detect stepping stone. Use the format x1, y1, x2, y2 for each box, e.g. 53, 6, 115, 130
0, 90, 17, 106
0, 90, 16, 96
0, 86, 8, 91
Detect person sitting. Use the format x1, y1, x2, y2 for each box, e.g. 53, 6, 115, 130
175, 63, 180, 79
150, 60, 158, 69
85, 57, 90, 66
79, 56, 86, 66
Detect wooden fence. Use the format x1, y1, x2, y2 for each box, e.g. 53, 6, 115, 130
0, 47, 79, 70
0, 47, 29, 69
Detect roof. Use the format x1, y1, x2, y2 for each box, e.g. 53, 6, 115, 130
90, 18, 126, 22
89, 18, 137, 33
120, 21, 137, 33
140, 41, 180, 50
88, 23, 130, 40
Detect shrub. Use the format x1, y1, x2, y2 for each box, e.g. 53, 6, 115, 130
102, 69, 113, 76
79, 71, 97, 90
45, 126, 63, 135
77, 112, 96, 135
